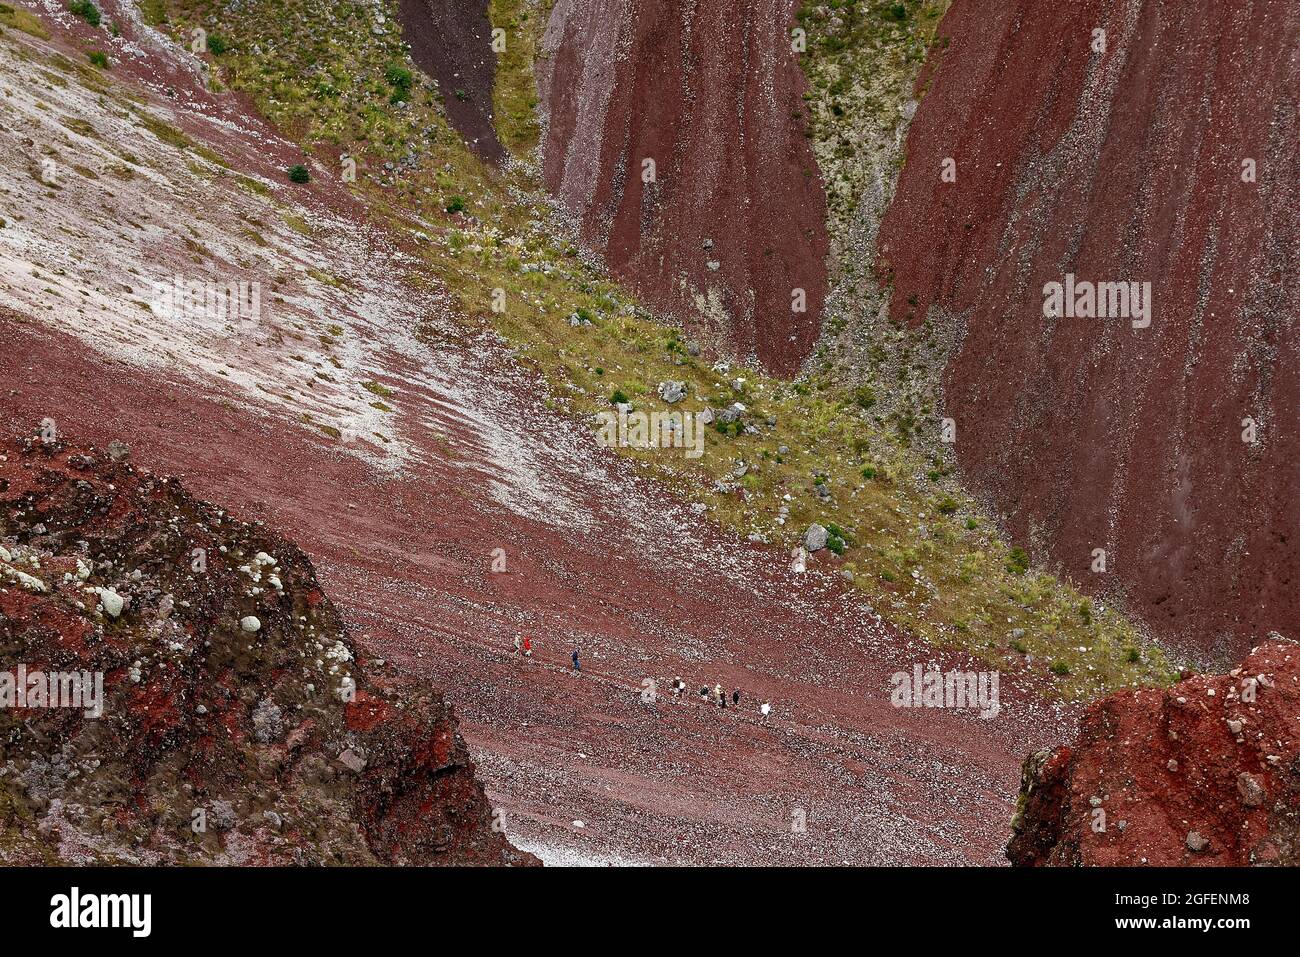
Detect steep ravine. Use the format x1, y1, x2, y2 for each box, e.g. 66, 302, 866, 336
875, 0, 1299, 662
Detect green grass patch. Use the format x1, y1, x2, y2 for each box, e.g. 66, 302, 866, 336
0, 2, 51, 37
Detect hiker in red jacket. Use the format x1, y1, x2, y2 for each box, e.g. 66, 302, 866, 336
522, 636, 533, 658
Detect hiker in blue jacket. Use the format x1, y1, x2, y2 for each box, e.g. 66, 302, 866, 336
571, 648, 580, 673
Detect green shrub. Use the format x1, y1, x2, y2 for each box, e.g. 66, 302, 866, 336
86, 50, 108, 68
609, 389, 629, 405
1125, 647, 1141, 664
852, 385, 876, 410
69, 0, 101, 26
287, 164, 310, 183
1006, 546, 1030, 575
446, 195, 466, 214
206, 34, 228, 54
386, 64, 413, 102
936, 496, 958, 515
1050, 661, 1070, 676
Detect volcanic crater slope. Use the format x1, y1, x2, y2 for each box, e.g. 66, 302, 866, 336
0, 436, 535, 866
874, 0, 1300, 660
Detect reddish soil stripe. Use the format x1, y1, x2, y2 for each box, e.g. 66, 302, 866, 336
397, 0, 507, 165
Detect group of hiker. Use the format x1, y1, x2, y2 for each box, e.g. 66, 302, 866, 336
673, 678, 771, 717
511, 635, 771, 718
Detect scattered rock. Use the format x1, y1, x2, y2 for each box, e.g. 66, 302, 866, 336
97, 587, 124, 618
251, 699, 284, 743
338, 748, 367, 773
657, 380, 688, 404
804, 524, 828, 552
718, 403, 745, 424
1237, 773, 1265, 808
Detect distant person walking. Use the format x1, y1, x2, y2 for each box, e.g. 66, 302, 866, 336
522, 636, 533, 658
760, 700, 771, 718
732, 689, 741, 706
714, 683, 725, 708
571, 649, 581, 673
513, 635, 522, 655
672, 677, 685, 699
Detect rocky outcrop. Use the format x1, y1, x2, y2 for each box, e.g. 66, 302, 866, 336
537, 0, 829, 374
0, 436, 536, 866
875, 0, 1300, 660
1008, 642, 1300, 866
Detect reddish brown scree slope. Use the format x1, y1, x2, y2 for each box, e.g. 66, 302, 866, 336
397, 0, 506, 164
1008, 641, 1300, 866
537, 0, 829, 375
876, 0, 1300, 662
0, 310, 1076, 865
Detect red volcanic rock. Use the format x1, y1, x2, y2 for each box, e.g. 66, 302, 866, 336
1008, 642, 1300, 866
876, 0, 1300, 660
0, 437, 536, 866
537, 0, 828, 374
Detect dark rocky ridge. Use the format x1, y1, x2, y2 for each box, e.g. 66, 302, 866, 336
0, 436, 536, 865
